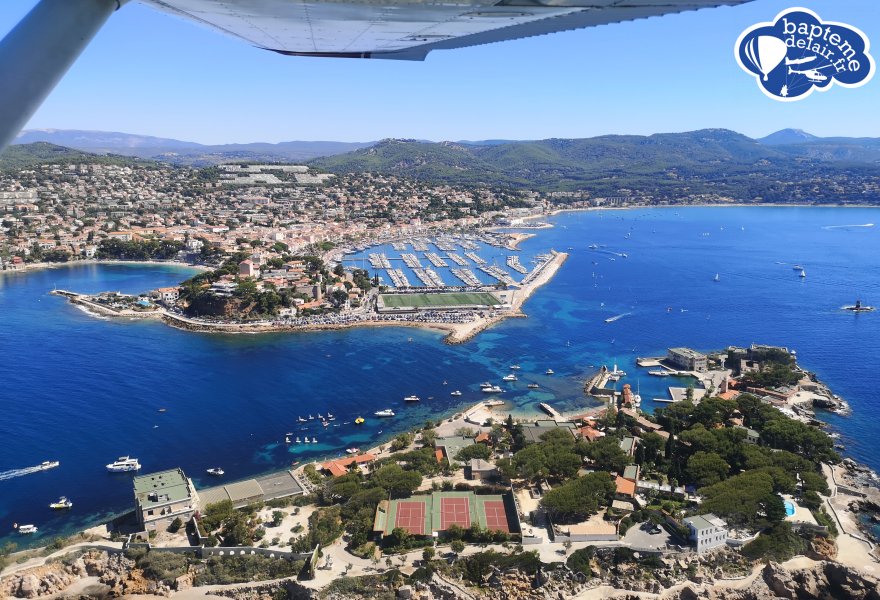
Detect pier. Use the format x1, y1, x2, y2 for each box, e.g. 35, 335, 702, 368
465, 251, 486, 265
538, 402, 563, 419
401, 253, 422, 269
506, 255, 528, 275
425, 252, 449, 267
447, 253, 469, 266
451, 268, 481, 286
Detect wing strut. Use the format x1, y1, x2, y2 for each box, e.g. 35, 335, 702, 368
0, 0, 126, 151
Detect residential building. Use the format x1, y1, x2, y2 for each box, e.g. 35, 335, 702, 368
667, 347, 708, 372
467, 459, 497, 481
133, 468, 199, 531
683, 513, 728, 553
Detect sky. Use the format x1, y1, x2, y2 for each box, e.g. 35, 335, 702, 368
1, 0, 877, 144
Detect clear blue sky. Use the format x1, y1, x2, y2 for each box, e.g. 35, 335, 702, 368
1, 0, 877, 143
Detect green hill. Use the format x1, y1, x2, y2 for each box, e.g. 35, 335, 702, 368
0, 142, 154, 171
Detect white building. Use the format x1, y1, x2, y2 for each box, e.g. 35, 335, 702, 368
683, 513, 728, 553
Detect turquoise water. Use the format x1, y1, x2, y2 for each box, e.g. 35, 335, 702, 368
1, 206, 879, 546
785, 500, 796, 517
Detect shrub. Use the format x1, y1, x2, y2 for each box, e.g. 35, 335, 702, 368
742, 523, 806, 561
168, 517, 183, 533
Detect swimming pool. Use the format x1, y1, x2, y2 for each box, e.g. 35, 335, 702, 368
784, 500, 796, 517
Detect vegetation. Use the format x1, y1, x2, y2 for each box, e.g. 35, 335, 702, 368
455, 550, 542, 585
96, 238, 184, 261
741, 523, 806, 561
290, 506, 344, 552
541, 472, 615, 523
194, 554, 305, 585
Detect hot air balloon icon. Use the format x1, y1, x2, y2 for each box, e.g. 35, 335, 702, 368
743, 35, 788, 81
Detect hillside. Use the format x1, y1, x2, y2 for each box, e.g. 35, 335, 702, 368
0, 142, 154, 171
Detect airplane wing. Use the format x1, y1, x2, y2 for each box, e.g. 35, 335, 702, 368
0, 0, 755, 150
142, 0, 755, 60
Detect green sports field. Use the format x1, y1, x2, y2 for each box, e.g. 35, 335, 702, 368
380, 292, 499, 309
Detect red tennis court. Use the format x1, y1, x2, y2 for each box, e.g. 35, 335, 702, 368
482, 500, 510, 533
440, 496, 471, 529
394, 500, 426, 535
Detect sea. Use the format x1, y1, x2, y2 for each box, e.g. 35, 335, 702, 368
1, 206, 879, 547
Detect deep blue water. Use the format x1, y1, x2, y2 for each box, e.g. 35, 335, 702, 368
1, 206, 879, 547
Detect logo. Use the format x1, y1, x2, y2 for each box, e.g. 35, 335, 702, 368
735, 8, 874, 101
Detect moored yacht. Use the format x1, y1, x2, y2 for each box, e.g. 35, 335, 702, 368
206, 468, 224, 476
374, 409, 396, 417
545, 369, 555, 375
450, 390, 462, 396
502, 374, 517, 381
16, 524, 37, 535
404, 395, 420, 402
106, 457, 141, 473
482, 385, 503, 393
527, 383, 540, 389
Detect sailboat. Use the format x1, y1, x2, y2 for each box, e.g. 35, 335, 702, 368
799, 269, 806, 278
713, 273, 720, 282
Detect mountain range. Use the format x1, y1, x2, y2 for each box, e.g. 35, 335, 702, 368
5, 128, 879, 203
13, 129, 374, 165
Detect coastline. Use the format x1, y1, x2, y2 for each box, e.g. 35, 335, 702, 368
52, 251, 569, 345
1, 259, 210, 276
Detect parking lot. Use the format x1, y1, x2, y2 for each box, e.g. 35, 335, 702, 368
622, 522, 674, 550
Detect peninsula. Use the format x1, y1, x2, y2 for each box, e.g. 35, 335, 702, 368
2, 345, 880, 600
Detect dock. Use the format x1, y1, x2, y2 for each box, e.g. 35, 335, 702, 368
538, 402, 563, 419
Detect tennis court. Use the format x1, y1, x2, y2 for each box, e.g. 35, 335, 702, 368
380, 292, 499, 309
480, 499, 511, 533
439, 496, 472, 529
394, 500, 427, 535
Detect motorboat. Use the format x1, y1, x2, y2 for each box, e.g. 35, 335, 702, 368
404, 395, 421, 402
346, 448, 360, 454
510, 365, 521, 370
38, 461, 60, 470
793, 265, 804, 270
450, 390, 462, 396
479, 382, 492, 389
49, 497, 72, 509
17, 524, 37, 535
206, 468, 224, 476
354, 417, 365, 425
106, 456, 141, 473
527, 383, 540, 389
374, 409, 396, 417
649, 370, 671, 377
482, 385, 503, 393
545, 369, 554, 375
502, 374, 517, 381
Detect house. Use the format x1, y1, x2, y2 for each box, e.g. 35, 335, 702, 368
619, 436, 637, 457
435, 436, 475, 463
467, 459, 497, 481
520, 420, 577, 445
152, 287, 179, 303
614, 476, 636, 499
239, 259, 257, 278
578, 425, 605, 442
736, 425, 760, 445
133, 468, 198, 532
320, 453, 377, 477
683, 513, 728, 553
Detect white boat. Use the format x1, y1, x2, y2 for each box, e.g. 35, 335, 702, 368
295, 437, 301, 443
649, 370, 671, 377
484, 399, 505, 407
312, 437, 318, 443
285, 435, 291, 444
799, 269, 806, 278
106, 456, 141, 473
793, 265, 804, 271
479, 382, 492, 389
303, 437, 311, 444
206, 468, 224, 476
49, 496, 72, 509
327, 413, 334, 419
374, 409, 396, 417
713, 273, 720, 282
308, 414, 314, 420
527, 383, 539, 389
510, 365, 521, 370
404, 395, 421, 402
297, 416, 306, 422
502, 374, 518, 381
611, 364, 626, 377
17, 524, 37, 535
317, 413, 323, 419
545, 369, 554, 375
450, 390, 462, 396
346, 448, 360, 454
38, 461, 60, 470
482, 385, 503, 393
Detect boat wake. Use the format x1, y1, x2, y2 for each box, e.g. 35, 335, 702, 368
0, 463, 57, 482
822, 223, 875, 230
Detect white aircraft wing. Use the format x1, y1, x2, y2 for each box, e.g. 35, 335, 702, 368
142, 0, 755, 60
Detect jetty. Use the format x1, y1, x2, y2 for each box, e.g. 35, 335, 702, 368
538, 402, 563, 419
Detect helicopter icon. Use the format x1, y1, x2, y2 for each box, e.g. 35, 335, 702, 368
788, 64, 834, 83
